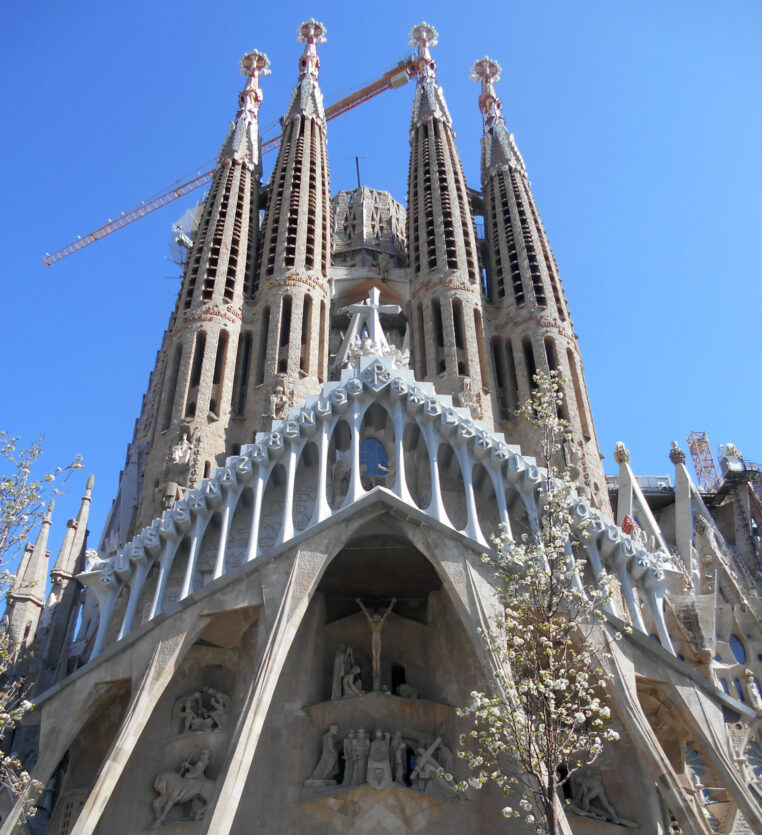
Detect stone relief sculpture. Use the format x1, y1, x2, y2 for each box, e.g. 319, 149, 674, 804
305, 726, 458, 797
174, 687, 230, 735
567, 768, 637, 827
356, 597, 396, 691
151, 747, 215, 827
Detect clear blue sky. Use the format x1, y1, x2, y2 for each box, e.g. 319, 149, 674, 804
2, 1, 760, 563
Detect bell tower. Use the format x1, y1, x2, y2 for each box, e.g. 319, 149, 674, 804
405, 23, 492, 423
246, 19, 332, 424
472, 57, 609, 508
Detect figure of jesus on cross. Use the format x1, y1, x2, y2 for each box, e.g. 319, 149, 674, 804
356, 597, 396, 692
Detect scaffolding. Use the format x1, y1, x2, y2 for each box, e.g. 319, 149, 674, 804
687, 431, 720, 491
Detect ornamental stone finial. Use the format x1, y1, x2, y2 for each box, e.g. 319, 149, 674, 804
409, 22, 438, 79
669, 441, 686, 465
240, 49, 271, 79
237, 50, 270, 117
470, 56, 502, 86
409, 21, 438, 51
613, 442, 630, 465
297, 19, 326, 79
471, 56, 503, 122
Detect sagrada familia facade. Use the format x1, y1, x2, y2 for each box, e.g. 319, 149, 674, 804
3, 20, 762, 834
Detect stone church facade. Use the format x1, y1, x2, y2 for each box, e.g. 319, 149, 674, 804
4, 20, 762, 835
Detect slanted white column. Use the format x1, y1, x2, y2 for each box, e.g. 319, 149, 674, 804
117, 546, 151, 640
278, 428, 300, 545
390, 396, 413, 504
614, 442, 669, 553
599, 527, 646, 633
421, 421, 449, 527
180, 512, 207, 601
246, 449, 270, 562
492, 472, 512, 540
343, 381, 365, 507
670, 442, 695, 579
451, 445, 486, 544
87, 578, 120, 659
214, 477, 241, 580
314, 401, 333, 523
584, 540, 614, 614
644, 580, 675, 654
149, 537, 181, 620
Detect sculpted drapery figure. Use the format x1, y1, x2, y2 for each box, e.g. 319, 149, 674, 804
306, 724, 340, 785
367, 729, 392, 791
331, 644, 353, 700
356, 597, 396, 691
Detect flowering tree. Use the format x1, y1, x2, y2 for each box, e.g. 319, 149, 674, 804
0, 432, 82, 820
458, 372, 619, 834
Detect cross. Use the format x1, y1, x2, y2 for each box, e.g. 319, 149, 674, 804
346, 287, 400, 348
334, 287, 401, 370
410, 736, 442, 780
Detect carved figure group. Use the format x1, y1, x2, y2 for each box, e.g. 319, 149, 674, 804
305, 726, 454, 796
331, 644, 364, 699
175, 687, 230, 735
151, 747, 215, 827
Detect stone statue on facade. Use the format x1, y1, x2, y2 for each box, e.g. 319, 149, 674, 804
170, 425, 193, 466
455, 378, 481, 420
151, 747, 215, 827
305, 724, 341, 786
331, 644, 354, 700
367, 729, 392, 791
391, 731, 406, 785
568, 768, 636, 827
342, 665, 364, 697
744, 669, 762, 717
354, 729, 370, 784
356, 597, 396, 691
343, 730, 356, 785
266, 385, 290, 420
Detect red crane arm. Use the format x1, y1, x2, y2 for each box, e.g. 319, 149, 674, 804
43, 54, 417, 267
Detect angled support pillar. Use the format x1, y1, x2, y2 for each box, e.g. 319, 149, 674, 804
205, 547, 329, 834
602, 633, 713, 835
69, 627, 200, 835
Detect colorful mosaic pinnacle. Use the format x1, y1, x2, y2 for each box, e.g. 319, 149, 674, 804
297, 18, 326, 78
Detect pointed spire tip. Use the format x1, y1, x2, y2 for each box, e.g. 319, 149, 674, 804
86, 473, 95, 490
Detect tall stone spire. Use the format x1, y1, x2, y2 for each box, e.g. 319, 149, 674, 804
472, 57, 609, 509
101, 53, 270, 542
249, 19, 332, 421
29, 476, 94, 691
6, 501, 54, 647
406, 24, 492, 423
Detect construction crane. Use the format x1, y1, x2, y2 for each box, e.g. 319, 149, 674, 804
43, 55, 417, 267
687, 431, 721, 491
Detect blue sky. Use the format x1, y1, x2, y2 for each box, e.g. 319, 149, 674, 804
2, 1, 761, 563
